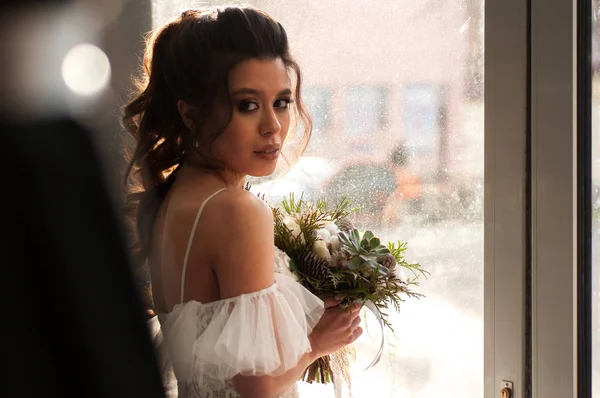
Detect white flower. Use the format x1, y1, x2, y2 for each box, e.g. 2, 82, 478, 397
312, 239, 331, 259
329, 235, 341, 251
314, 228, 331, 242
283, 216, 304, 243
282, 216, 295, 225
324, 222, 340, 236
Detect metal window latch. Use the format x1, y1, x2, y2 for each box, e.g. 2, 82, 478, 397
501, 381, 513, 398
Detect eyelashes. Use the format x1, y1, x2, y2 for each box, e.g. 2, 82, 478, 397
236, 98, 294, 113
274, 98, 294, 109
237, 100, 258, 112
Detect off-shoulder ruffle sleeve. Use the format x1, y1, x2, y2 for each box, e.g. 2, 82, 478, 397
159, 273, 324, 384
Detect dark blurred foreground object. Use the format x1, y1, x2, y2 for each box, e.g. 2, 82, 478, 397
0, 2, 164, 396
0, 117, 166, 398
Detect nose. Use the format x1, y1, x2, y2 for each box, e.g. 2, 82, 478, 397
259, 108, 281, 137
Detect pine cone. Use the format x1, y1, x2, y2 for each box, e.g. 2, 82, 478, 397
378, 253, 397, 270
297, 250, 333, 281
336, 218, 354, 232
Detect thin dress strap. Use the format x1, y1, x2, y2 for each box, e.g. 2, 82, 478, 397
179, 188, 227, 304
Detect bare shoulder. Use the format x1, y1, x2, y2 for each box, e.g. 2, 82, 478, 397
206, 187, 273, 226
171, 187, 272, 232
204, 187, 273, 248
201, 188, 276, 299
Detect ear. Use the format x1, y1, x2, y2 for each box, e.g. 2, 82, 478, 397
177, 100, 195, 129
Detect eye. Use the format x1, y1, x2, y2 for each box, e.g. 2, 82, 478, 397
237, 100, 259, 112
274, 98, 294, 109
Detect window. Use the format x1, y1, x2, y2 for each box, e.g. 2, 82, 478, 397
345, 86, 387, 131
302, 86, 331, 150
344, 86, 387, 154
403, 84, 447, 156
403, 84, 449, 179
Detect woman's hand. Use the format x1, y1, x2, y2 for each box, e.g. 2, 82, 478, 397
308, 298, 363, 358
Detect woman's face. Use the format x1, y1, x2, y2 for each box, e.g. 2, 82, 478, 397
212, 57, 292, 178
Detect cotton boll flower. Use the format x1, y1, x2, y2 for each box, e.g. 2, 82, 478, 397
283, 217, 304, 242
324, 222, 340, 236
329, 234, 341, 251
314, 228, 331, 242
312, 240, 331, 259
282, 216, 298, 232
287, 222, 301, 237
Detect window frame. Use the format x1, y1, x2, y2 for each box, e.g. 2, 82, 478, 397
485, 0, 584, 397
529, 0, 579, 397
484, 0, 529, 396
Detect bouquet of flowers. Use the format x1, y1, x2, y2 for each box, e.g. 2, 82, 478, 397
270, 193, 428, 384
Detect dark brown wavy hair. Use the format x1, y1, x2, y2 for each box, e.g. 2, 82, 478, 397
122, 6, 312, 302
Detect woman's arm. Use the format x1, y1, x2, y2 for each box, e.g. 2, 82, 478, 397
210, 189, 314, 397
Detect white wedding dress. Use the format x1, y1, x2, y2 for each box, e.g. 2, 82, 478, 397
147, 189, 325, 398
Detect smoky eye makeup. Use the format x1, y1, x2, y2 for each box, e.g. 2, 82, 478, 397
274, 98, 294, 109
236, 100, 259, 112
235, 97, 294, 113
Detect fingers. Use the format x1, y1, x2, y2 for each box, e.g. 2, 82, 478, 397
324, 298, 363, 312
347, 326, 363, 344
324, 302, 362, 326
350, 302, 363, 313
350, 315, 361, 329
352, 326, 363, 341
346, 304, 362, 327
323, 297, 343, 309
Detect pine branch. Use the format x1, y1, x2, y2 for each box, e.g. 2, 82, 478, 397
387, 241, 430, 280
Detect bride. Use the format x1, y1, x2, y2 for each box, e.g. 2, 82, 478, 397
122, 6, 362, 397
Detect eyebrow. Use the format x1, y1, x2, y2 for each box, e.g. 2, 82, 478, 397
230, 88, 292, 96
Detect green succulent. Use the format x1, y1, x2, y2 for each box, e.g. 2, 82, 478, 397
338, 228, 390, 275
